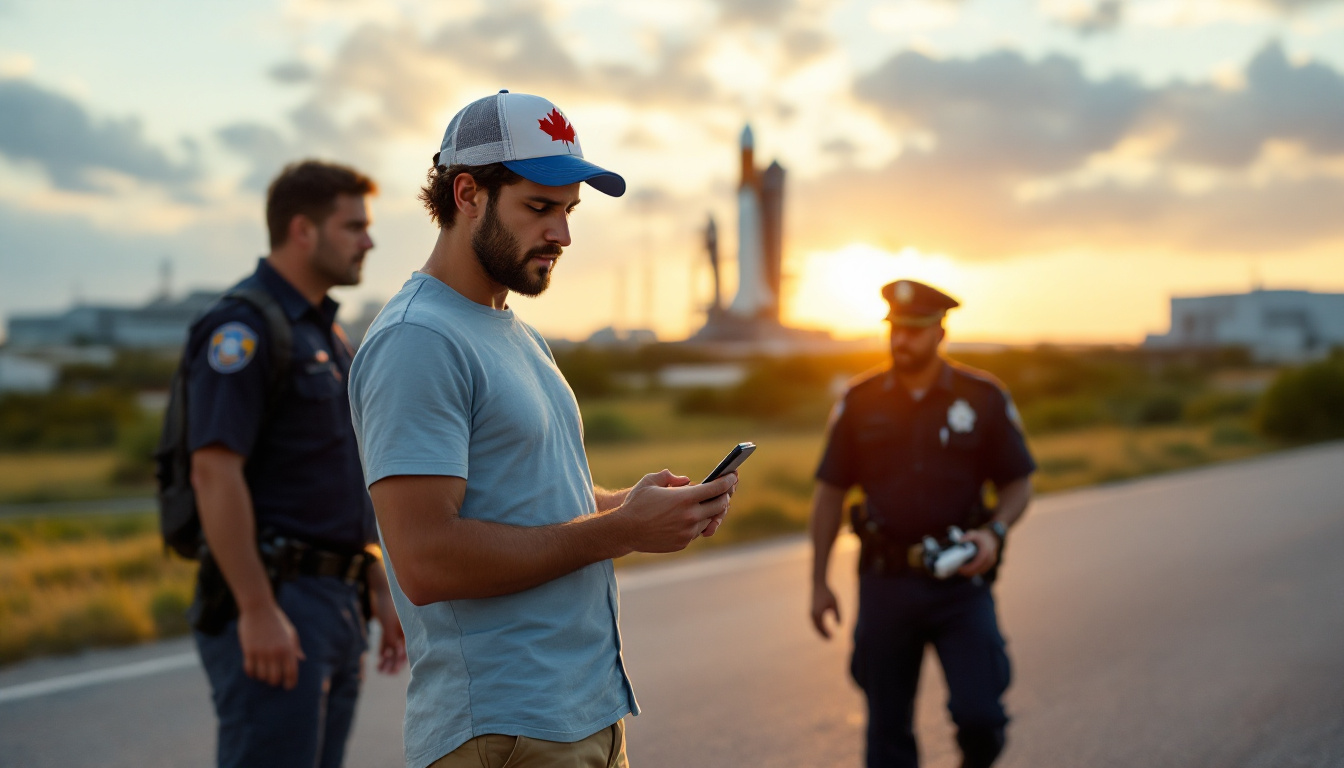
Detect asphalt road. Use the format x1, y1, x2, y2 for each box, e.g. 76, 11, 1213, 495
2, 443, 1342, 768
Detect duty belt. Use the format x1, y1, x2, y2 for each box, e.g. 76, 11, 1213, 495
262, 537, 372, 585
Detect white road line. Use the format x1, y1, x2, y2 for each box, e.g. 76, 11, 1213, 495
0, 652, 199, 705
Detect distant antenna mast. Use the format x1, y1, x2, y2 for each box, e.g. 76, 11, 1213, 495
705, 214, 721, 312
159, 257, 173, 301
1250, 259, 1263, 292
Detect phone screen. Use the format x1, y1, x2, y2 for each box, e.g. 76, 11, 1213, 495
702, 442, 756, 484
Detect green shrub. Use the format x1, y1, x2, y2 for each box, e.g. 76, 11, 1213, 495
1257, 357, 1344, 442
1183, 391, 1258, 423
1210, 421, 1255, 446
0, 390, 140, 450
1161, 441, 1206, 461
728, 504, 804, 540
150, 584, 193, 636
764, 465, 815, 500
552, 347, 618, 399
673, 358, 832, 423
111, 413, 163, 485
674, 387, 723, 416
1020, 397, 1104, 433
582, 410, 642, 444
1131, 393, 1185, 425
1037, 456, 1091, 475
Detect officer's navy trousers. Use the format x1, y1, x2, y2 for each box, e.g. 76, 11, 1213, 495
852, 574, 1011, 768
195, 576, 367, 768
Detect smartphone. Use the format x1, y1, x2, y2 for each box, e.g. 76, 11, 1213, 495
702, 442, 756, 484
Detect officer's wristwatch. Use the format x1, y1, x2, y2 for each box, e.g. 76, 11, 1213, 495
984, 520, 1008, 547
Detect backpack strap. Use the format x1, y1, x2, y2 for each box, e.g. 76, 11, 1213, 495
224, 287, 294, 414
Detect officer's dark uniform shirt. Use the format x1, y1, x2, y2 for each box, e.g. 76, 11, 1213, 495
185, 259, 375, 552
816, 362, 1036, 548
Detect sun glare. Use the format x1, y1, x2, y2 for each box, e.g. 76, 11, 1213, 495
784, 244, 967, 338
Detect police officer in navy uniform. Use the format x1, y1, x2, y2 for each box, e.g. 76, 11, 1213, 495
809, 279, 1035, 768
186, 160, 406, 768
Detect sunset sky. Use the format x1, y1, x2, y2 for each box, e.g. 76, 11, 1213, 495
2, 0, 1343, 344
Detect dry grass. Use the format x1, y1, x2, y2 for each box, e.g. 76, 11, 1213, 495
0, 451, 126, 503
0, 416, 1272, 665
1029, 420, 1267, 493
0, 515, 196, 664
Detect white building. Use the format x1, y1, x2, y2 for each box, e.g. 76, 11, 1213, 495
0, 353, 59, 393
1144, 289, 1344, 363
6, 291, 220, 351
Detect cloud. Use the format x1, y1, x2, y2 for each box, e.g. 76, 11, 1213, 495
712, 0, 796, 25
855, 49, 1149, 174
1056, 0, 1126, 34
0, 78, 200, 195
217, 5, 734, 178
0, 198, 260, 329
216, 122, 300, 190
1258, 0, 1344, 10
1157, 42, 1344, 167
796, 43, 1344, 260
268, 60, 316, 84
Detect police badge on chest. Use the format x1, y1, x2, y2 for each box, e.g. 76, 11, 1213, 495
941, 398, 977, 446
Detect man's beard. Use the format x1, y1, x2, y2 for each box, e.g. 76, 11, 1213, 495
472, 199, 561, 297
312, 231, 364, 287
891, 341, 938, 373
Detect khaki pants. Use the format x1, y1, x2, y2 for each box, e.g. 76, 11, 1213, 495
429, 720, 628, 768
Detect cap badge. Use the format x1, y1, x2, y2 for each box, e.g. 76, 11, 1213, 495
948, 398, 976, 433
538, 108, 576, 152
895, 281, 914, 305
208, 322, 258, 374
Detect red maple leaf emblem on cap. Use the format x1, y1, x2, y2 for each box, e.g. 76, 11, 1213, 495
538, 108, 576, 152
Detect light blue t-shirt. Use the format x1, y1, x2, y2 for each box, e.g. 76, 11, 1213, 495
348, 273, 638, 768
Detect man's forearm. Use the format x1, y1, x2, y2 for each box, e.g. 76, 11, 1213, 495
374, 472, 733, 605
810, 483, 847, 586
191, 450, 275, 613
593, 484, 629, 513
380, 503, 631, 605
993, 476, 1033, 529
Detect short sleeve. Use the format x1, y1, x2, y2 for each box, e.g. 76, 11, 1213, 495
349, 322, 473, 487
815, 397, 858, 489
983, 389, 1036, 486
186, 308, 271, 457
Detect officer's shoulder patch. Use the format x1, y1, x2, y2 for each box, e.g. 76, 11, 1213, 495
207, 321, 259, 374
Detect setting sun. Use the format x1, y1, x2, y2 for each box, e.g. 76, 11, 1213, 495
784, 244, 968, 338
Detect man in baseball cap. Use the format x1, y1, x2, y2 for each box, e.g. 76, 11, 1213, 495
348, 92, 738, 767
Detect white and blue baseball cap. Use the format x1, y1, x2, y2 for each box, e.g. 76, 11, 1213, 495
437, 90, 625, 197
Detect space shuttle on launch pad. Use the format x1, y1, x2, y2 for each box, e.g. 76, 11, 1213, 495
693, 125, 826, 346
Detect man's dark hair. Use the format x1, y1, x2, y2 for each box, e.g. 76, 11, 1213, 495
419, 158, 524, 229
266, 160, 377, 248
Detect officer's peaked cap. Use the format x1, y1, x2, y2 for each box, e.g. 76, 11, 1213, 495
882, 279, 960, 326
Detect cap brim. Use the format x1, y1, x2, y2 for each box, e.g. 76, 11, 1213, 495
886, 312, 945, 327
503, 156, 626, 197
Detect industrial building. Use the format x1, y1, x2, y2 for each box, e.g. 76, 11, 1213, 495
5, 290, 221, 351
1143, 289, 1344, 362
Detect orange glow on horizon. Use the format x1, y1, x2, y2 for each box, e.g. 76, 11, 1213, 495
784, 244, 968, 339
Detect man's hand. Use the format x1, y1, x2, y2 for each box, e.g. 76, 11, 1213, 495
617, 469, 737, 553
238, 602, 305, 689
698, 473, 739, 538
367, 561, 407, 675
811, 582, 841, 639
957, 528, 1000, 577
